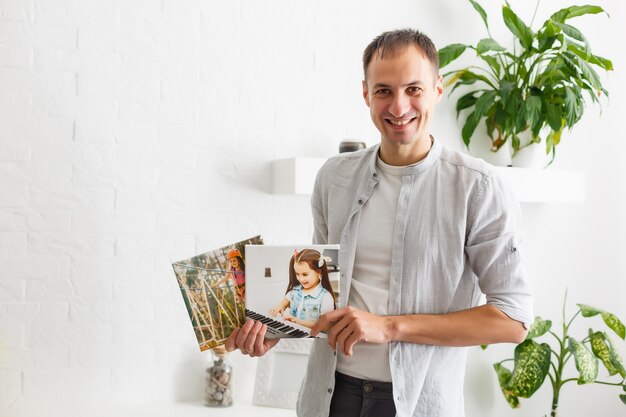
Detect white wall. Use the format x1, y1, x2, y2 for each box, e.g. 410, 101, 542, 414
1, 0, 624, 416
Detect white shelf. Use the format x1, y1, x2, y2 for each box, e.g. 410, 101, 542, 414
50, 401, 295, 417
272, 158, 585, 203
273, 157, 327, 195
493, 166, 585, 204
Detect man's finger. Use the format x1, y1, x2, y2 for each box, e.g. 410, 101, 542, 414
344, 330, 361, 356
235, 319, 255, 349
244, 321, 264, 353
225, 328, 240, 352
310, 308, 347, 336
334, 321, 356, 356
251, 324, 267, 357
326, 314, 353, 348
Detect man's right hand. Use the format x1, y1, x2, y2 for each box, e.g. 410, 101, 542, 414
224, 319, 279, 357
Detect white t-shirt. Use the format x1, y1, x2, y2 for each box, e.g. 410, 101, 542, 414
336, 155, 407, 382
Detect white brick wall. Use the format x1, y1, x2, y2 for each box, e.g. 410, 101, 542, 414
1, 0, 624, 416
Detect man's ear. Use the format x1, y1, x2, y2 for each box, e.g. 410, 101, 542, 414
435, 74, 443, 102
362, 80, 370, 107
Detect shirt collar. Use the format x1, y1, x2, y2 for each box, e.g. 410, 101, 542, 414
368, 136, 442, 177
298, 283, 325, 299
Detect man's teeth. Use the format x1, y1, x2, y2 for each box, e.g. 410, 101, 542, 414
389, 119, 412, 126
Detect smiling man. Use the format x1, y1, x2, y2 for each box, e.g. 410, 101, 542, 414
226, 29, 533, 417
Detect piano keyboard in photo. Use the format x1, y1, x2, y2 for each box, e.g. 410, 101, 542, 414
245, 309, 326, 339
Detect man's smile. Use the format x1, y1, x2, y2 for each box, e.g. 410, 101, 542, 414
385, 116, 417, 128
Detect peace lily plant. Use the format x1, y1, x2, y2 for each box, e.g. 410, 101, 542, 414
485, 293, 626, 417
438, 0, 613, 165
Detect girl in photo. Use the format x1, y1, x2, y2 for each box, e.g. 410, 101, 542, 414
269, 249, 336, 329
214, 248, 246, 303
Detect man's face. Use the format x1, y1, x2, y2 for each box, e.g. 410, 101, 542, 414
363, 45, 443, 150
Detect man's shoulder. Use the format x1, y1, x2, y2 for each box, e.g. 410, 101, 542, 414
438, 145, 495, 179
318, 145, 375, 177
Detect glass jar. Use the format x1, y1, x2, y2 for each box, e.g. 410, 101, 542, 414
205, 347, 233, 407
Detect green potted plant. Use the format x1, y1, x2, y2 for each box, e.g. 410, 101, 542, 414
438, 0, 613, 167
485, 293, 626, 417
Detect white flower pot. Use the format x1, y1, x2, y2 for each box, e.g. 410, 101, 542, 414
468, 123, 512, 167
511, 129, 552, 169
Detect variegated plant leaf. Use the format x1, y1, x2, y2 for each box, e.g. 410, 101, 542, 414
589, 330, 618, 376
578, 304, 602, 317
493, 363, 520, 408
568, 337, 598, 384
505, 340, 551, 398
605, 335, 626, 378
526, 316, 552, 340
620, 393, 626, 405
601, 312, 626, 340
578, 304, 625, 339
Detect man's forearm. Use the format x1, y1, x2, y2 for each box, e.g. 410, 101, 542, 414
385, 304, 528, 347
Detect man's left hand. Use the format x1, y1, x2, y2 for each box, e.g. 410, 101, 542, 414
310, 306, 391, 356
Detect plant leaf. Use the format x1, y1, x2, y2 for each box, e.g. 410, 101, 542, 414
578, 304, 626, 339
462, 111, 481, 147
480, 55, 502, 77
469, 0, 489, 30
601, 312, 626, 340
502, 5, 534, 50
568, 337, 598, 384
576, 55, 603, 91
550, 5, 605, 23
578, 304, 603, 317
554, 22, 591, 53
567, 43, 613, 70
476, 38, 506, 55
525, 96, 542, 133
505, 340, 551, 398
456, 91, 479, 117
526, 316, 551, 340
493, 363, 520, 408
605, 335, 626, 378
564, 87, 579, 127
543, 100, 562, 132
620, 394, 626, 405
474, 90, 497, 116
439, 44, 468, 69
589, 330, 619, 376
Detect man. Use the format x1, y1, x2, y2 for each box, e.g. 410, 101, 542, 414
226, 29, 533, 417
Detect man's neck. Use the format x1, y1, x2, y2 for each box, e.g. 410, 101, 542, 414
379, 135, 433, 166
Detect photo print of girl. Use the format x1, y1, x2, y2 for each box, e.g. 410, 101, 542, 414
269, 249, 337, 329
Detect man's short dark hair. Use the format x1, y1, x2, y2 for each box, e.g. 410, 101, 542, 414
362, 29, 439, 79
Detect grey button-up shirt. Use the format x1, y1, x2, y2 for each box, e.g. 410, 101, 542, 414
296, 139, 533, 417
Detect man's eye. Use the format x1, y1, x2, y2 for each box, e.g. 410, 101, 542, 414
408, 86, 422, 94
375, 89, 390, 95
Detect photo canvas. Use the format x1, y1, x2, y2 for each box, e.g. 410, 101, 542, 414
172, 235, 263, 351
245, 244, 340, 338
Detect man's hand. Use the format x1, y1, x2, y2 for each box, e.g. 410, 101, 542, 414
310, 306, 391, 356
224, 319, 279, 357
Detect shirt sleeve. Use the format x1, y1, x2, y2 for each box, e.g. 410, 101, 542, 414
284, 290, 294, 307
319, 291, 335, 315
465, 170, 534, 327
311, 165, 329, 245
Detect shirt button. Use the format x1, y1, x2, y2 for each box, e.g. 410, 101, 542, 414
363, 383, 374, 393
358, 199, 363, 205
372, 172, 378, 178
328, 388, 333, 394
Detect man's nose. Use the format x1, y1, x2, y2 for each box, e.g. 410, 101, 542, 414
389, 93, 410, 118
